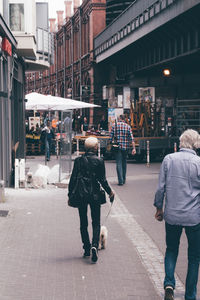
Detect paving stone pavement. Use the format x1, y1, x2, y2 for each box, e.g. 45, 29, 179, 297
0, 187, 161, 300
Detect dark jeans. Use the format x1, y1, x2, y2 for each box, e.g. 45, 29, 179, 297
78, 201, 101, 251
115, 149, 127, 185
164, 222, 200, 300
45, 139, 51, 160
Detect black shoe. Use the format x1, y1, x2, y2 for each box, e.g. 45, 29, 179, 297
118, 183, 123, 186
83, 249, 90, 258
164, 287, 174, 300
91, 247, 98, 263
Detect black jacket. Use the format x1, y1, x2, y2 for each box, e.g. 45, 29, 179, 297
68, 151, 112, 200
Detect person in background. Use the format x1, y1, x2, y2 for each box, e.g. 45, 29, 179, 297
41, 121, 55, 161
43, 114, 49, 126
154, 129, 200, 300
35, 123, 41, 135
110, 114, 136, 185
68, 137, 114, 263
81, 117, 89, 136
52, 116, 58, 133
98, 115, 107, 131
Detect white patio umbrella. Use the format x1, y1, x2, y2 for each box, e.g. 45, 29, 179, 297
25, 92, 100, 110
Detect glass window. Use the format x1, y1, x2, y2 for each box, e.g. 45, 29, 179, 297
9, 4, 24, 31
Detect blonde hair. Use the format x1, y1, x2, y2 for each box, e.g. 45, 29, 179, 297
84, 137, 98, 151
179, 129, 200, 150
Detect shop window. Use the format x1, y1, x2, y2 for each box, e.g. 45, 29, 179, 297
9, 4, 24, 32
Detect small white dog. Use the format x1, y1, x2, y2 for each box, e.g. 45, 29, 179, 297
98, 226, 108, 250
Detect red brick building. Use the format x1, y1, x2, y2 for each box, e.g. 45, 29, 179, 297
26, 0, 106, 126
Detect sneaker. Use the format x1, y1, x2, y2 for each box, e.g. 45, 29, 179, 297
83, 249, 90, 258
164, 287, 174, 300
91, 247, 98, 263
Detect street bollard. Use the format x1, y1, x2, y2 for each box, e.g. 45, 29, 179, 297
146, 140, 150, 167
0, 180, 5, 203
174, 142, 177, 152
15, 159, 19, 189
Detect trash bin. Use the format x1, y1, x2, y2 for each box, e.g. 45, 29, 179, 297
0, 180, 5, 202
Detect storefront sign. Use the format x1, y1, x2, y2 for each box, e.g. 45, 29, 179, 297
2, 37, 12, 56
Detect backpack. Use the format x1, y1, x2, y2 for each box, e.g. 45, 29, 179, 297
68, 156, 93, 207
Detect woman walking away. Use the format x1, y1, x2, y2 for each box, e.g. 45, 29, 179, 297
68, 137, 114, 263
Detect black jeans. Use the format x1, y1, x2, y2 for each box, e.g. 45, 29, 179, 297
78, 201, 101, 250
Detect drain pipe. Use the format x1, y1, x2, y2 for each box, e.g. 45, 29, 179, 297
71, 18, 74, 99
56, 34, 58, 95
79, 7, 82, 101
63, 26, 66, 98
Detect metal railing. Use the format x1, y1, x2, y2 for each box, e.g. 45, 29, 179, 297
94, 0, 176, 57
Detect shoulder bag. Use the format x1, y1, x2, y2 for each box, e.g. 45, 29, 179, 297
68, 157, 92, 208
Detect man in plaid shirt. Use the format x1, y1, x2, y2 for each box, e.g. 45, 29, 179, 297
110, 115, 136, 185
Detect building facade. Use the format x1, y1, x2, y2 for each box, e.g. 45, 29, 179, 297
0, 0, 53, 187
26, 0, 106, 126
94, 0, 200, 135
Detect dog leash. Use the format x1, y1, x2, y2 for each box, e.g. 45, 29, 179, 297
102, 202, 113, 225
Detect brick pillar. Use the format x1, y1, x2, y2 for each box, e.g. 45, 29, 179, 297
74, 0, 80, 14
49, 18, 56, 32
56, 10, 64, 30
64, 1, 72, 22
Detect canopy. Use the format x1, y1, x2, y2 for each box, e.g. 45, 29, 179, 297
25, 92, 100, 110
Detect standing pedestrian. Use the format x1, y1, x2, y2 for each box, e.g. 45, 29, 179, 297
41, 121, 55, 161
98, 115, 108, 131
81, 116, 89, 136
110, 114, 136, 185
68, 137, 114, 263
154, 129, 200, 300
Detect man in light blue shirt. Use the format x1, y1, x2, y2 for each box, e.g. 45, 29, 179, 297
154, 129, 200, 300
